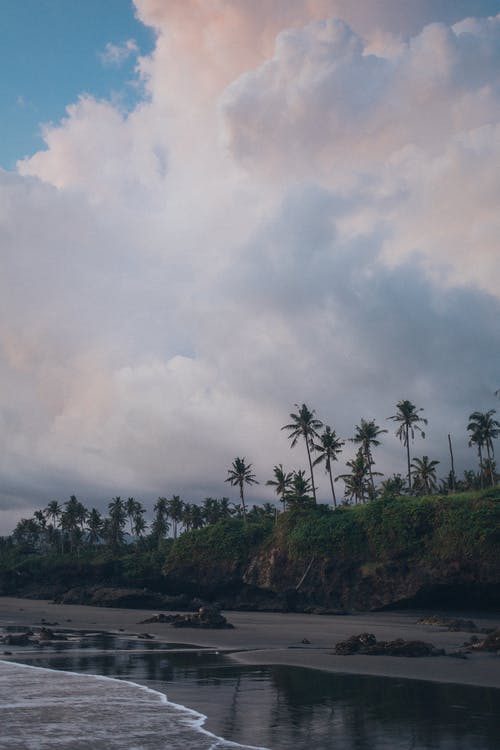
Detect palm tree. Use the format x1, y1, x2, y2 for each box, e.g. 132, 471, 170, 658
380, 473, 407, 498
151, 497, 170, 548
411, 456, 440, 495
107, 496, 127, 551
336, 449, 376, 504
132, 510, 148, 543
266, 464, 293, 510
312, 426, 345, 507
351, 419, 387, 498
284, 470, 313, 507
167, 495, 184, 539
86, 508, 103, 548
61, 495, 87, 554
467, 410, 500, 487
44, 500, 62, 553
225, 457, 258, 518
125, 498, 144, 537
387, 400, 427, 492
282, 404, 323, 503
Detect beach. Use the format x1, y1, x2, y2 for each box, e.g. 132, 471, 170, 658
1, 597, 499, 688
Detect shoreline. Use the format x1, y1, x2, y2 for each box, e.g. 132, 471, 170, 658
1, 596, 499, 689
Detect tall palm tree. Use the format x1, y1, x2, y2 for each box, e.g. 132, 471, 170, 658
132, 510, 148, 543
282, 404, 323, 503
336, 449, 377, 504
61, 495, 87, 554
44, 500, 62, 553
467, 410, 500, 487
411, 456, 440, 495
284, 470, 313, 507
387, 400, 427, 492
312, 426, 345, 507
125, 498, 144, 537
225, 457, 258, 518
86, 508, 103, 548
380, 473, 407, 498
266, 464, 293, 510
167, 495, 184, 539
151, 496, 170, 548
44, 500, 62, 529
107, 496, 126, 551
351, 419, 387, 498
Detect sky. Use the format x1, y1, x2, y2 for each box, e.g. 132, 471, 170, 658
1, 0, 500, 533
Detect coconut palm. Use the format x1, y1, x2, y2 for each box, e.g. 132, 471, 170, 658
284, 470, 313, 507
282, 404, 323, 503
61, 495, 87, 554
107, 496, 127, 551
336, 449, 380, 504
411, 456, 440, 495
86, 508, 103, 548
467, 410, 500, 487
380, 473, 407, 498
44, 500, 62, 529
266, 464, 293, 510
151, 497, 170, 548
167, 495, 184, 539
312, 426, 345, 507
44, 500, 63, 553
387, 400, 427, 492
132, 510, 148, 542
351, 419, 387, 498
225, 457, 258, 518
125, 498, 144, 537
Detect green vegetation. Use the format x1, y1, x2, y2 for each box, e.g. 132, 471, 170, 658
1, 401, 499, 608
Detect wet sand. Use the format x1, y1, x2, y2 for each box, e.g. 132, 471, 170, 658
1, 597, 498, 688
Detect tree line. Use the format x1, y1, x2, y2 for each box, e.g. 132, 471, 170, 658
227, 401, 500, 514
4, 400, 499, 551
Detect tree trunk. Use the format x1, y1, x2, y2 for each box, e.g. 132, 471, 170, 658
366, 447, 375, 498
406, 425, 412, 491
305, 438, 317, 503
448, 434, 456, 492
328, 465, 337, 508
239, 483, 247, 519
478, 445, 484, 489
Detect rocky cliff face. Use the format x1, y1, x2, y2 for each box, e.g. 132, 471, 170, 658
159, 545, 500, 613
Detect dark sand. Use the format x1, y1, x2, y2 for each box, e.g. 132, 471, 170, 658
1, 597, 498, 688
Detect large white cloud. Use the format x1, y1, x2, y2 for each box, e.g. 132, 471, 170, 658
1, 1, 499, 531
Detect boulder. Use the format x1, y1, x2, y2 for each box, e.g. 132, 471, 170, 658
335, 633, 444, 657
471, 629, 500, 652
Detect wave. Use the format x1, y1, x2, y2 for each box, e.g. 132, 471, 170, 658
0, 660, 270, 750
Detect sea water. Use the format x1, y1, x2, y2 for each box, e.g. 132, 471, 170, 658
2, 632, 500, 749
0, 660, 266, 750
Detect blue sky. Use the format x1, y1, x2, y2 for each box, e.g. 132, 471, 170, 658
1, 1, 500, 532
1, 0, 154, 169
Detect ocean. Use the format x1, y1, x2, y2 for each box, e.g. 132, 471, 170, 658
1, 630, 499, 749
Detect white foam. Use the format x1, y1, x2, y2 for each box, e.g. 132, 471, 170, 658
0, 660, 270, 750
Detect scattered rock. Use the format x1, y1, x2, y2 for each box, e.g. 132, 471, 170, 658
301, 638, 311, 644
154, 606, 235, 629
1, 632, 32, 646
417, 616, 492, 633
36, 627, 67, 642
335, 633, 376, 655
471, 629, 500, 652
334, 633, 444, 657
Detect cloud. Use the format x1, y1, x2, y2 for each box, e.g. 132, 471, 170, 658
1, 2, 499, 532
99, 39, 139, 67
